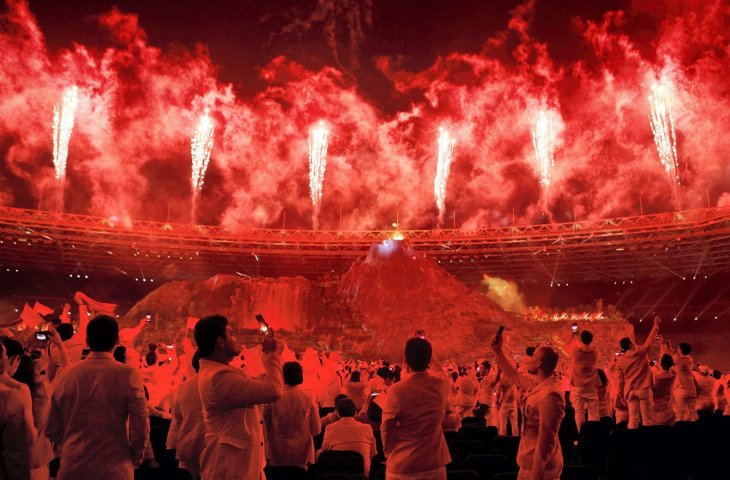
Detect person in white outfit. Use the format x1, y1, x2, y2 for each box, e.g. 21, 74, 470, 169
195, 315, 283, 480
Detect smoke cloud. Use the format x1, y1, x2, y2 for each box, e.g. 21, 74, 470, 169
1, 0, 729, 231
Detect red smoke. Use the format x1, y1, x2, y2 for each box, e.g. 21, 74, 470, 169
1, 0, 729, 230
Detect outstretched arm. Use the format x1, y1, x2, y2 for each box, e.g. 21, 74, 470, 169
638, 316, 662, 353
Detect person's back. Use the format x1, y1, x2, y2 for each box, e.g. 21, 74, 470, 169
674, 353, 696, 393
672, 343, 698, 421
617, 348, 652, 393
651, 355, 676, 425
455, 374, 478, 408
381, 338, 451, 478
320, 398, 377, 476
166, 370, 205, 479
694, 369, 715, 412
47, 316, 149, 480
0, 373, 30, 480
265, 362, 320, 468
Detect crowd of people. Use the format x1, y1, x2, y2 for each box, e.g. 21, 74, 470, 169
0, 306, 728, 480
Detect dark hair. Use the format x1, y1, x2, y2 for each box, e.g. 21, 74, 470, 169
376, 366, 394, 380
679, 342, 692, 355
713, 369, 722, 380
660, 354, 674, 370
405, 337, 432, 372
148, 343, 158, 352
145, 351, 157, 366
350, 370, 361, 382
0, 337, 23, 359
580, 330, 593, 345
334, 393, 348, 406
537, 346, 559, 375
86, 315, 119, 352
619, 337, 632, 352
56, 324, 75, 342
336, 397, 356, 417
12, 354, 33, 388
596, 368, 608, 386
451, 371, 458, 382
194, 315, 228, 357
113, 345, 127, 364
525, 346, 536, 357
480, 361, 492, 371
283, 361, 304, 386
192, 350, 201, 373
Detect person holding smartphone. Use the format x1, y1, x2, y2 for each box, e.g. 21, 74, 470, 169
194, 315, 283, 480
491, 329, 565, 480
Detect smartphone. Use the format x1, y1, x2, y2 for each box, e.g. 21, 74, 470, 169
571, 323, 578, 333
496, 325, 505, 338
255, 314, 272, 334
35, 331, 51, 342
145, 313, 152, 322
415, 329, 425, 339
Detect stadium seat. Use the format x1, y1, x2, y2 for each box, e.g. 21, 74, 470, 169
561, 464, 599, 480
459, 425, 499, 447
461, 454, 511, 480
263, 465, 309, 480
446, 470, 481, 480
492, 436, 520, 462
462, 416, 487, 427
576, 421, 611, 470
316, 450, 365, 476
448, 439, 488, 459
444, 430, 462, 444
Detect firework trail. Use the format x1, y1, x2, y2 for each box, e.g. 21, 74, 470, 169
648, 84, 680, 199
52, 85, 79, 211
531, 110, 555, 207
308, 121, 329, 230
191, 108, 214, 223
434, 127, 456, 227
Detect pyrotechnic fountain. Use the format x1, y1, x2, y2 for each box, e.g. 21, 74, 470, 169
308, 121, 329, 230
648, 83, 680, 204
52, 86, 79, 212
190, 108, 215, 224
531, 110, 555, 209
434, 127, 456, 227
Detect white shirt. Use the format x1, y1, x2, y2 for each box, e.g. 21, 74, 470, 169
319, 417, 377, 476
47, 352, 149, 480
197, 354, 282, 480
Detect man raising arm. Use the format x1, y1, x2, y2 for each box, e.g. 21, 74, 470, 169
491, 330, 565, 480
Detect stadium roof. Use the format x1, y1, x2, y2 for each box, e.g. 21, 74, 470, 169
1, 205, 729, 285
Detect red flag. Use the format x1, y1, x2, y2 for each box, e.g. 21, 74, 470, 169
59, 303, 72, 323
33, 301, 54, 316
186, 317, 199, 330
21, 303, 42, 329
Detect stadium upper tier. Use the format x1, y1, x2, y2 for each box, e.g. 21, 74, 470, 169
0, 205, 729, 284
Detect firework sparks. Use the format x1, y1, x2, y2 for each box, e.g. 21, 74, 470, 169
532, 110, 555, 192
648, 84, 680, 190
434, 127, 456, 227
191, 108, 215, 223
308, 121, 329, 230
52, 85, 79, 210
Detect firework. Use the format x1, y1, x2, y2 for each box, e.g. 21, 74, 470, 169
434, 127, 456, 227
531, 110, 555, 192
648, 84, 680, 190
308, 121, 329, 230
52, 86, 79, 210
191, 108, 215, 223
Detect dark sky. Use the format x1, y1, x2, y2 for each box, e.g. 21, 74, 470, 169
25, 0, 630, 104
